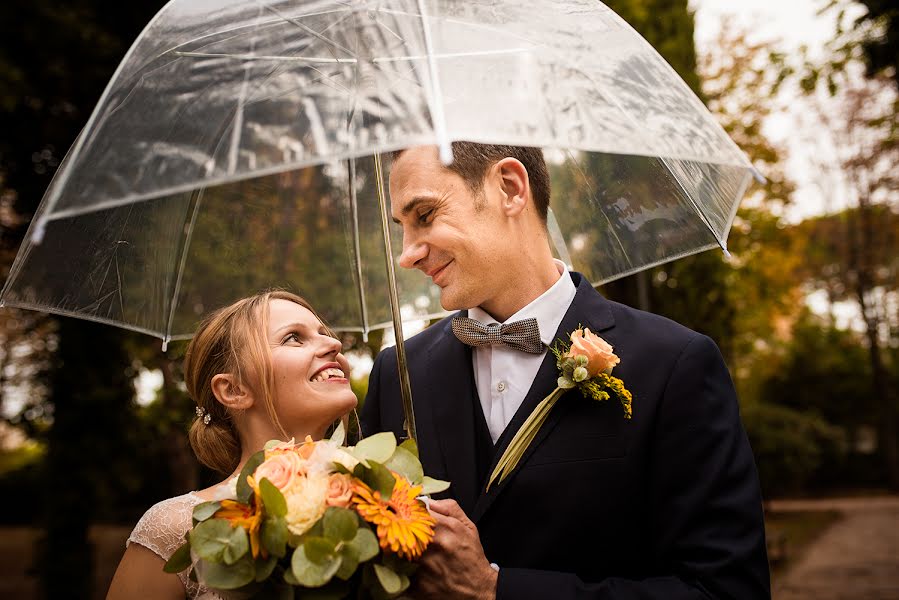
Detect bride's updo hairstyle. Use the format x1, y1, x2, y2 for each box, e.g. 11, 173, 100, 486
184, 290, 331, 474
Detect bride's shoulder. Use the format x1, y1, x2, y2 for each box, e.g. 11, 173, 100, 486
126, 492, 203, 561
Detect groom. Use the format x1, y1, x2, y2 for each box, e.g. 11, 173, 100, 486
361, 143, 770, 599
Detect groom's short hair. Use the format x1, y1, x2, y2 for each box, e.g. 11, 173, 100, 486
394, 142, 551, 222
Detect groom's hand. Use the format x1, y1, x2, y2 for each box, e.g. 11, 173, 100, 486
411, 498, 498, 600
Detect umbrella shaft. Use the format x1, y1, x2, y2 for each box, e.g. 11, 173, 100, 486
374, 153, 417, 442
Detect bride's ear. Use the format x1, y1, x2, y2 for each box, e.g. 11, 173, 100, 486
211, 373, 254, 410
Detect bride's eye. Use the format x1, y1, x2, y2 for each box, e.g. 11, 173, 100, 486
282, 332, 302, 345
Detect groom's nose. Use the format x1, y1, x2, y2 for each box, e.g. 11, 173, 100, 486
398, 239, 427, 270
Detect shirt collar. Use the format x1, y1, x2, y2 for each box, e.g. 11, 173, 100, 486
468, 259, 576, 346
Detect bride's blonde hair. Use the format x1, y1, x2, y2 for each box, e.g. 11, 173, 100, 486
184, 290, 333, 474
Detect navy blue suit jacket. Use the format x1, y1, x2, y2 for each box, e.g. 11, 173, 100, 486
361, 272, 770, 599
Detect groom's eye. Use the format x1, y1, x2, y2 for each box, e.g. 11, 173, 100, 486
418, 209, 434, 224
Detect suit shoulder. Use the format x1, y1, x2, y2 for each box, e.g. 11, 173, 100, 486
604, 297, 707, 351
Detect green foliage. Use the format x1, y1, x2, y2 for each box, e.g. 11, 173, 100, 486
237, 451, 265, 503
743, 402, 845, 498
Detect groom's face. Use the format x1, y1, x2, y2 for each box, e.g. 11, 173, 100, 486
389, 146, 512, 311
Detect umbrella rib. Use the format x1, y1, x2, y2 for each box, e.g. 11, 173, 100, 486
414, 0, 451, 163
162, 188, 204, 350
261, 2, 358, 61
658, 156, 728, 254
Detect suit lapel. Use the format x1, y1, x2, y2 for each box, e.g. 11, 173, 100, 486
472, 274, 615, 523
425, 317, 483, 515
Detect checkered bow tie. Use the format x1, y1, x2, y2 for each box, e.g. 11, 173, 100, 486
450, 316, 544, 354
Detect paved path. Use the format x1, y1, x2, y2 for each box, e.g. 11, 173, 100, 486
770, 496, 899, 600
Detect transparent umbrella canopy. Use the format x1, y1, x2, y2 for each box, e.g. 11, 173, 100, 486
1, 0, 759, 437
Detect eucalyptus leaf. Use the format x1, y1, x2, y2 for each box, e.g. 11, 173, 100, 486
264, 439, 284, 450
399, 438, 419, 458
373, 563, 404, 595
350, 528, 379, 562
419, 476, 451, 496
304, 536, 338, 564
557, 376, 575, 389
354, 432, 396, 463
329, 421, 347, 446
335, 542, 360, 580
190, 519, 236, 562
200, 555, 256, 590
323, 507, 358, 542
291, 544, 341, 587
384, 446, 423, 485
162, 542, 192, 573
192, 501, 222, 523
254, 554, 278, 582
237, 450, 266, 503
259, 477, 287, 517
223, 525, 250, 565
262, 515, 288, 558
363, 461, 396, 499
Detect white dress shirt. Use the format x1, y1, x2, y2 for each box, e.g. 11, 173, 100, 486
468, 260, 576, 444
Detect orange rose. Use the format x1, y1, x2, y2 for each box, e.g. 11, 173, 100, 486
254, 451, 304, 492
325, 473, 353, 508
565, 328, 619, 377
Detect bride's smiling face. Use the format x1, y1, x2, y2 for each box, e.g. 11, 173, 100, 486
265, 299, 357, 436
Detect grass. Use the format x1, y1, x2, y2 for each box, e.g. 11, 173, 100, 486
765, 509, 842, 577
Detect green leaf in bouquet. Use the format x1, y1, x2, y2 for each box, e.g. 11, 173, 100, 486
261, 515, 288, 558
363, 461, 396, 499
192, 501, 223, 523
335, 542, 360, 580
254, 554, 278, 582
162, 541, 192, 573
199, 555, 256, 590
399, 438, 419, 458
259, 477, 287, 517
223, 526, 250, 565
419, 476, 451, 496
349, 527, 379, 563
329, 420, 347, 446
323, 507, 358, 542
264, 439, 284, 450
291, 542, 340, 587
354, 432, 396, 464
191, 519, 237, 562
237, 450, 266, 504
303, 537, 338, 563
373, 563, 409, 595
384, 446, 423, 486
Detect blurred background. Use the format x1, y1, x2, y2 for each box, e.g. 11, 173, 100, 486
0, 0, 896, 598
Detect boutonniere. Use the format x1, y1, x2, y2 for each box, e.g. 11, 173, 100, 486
487, 327, 633, 490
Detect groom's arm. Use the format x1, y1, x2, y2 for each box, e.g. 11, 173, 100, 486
496, 334, 770, 600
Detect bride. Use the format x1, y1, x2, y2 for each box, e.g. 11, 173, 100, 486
107, 290, 358, 599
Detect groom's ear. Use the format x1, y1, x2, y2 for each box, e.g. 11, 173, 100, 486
495, 157, 529, 218
211, 373, 254, 410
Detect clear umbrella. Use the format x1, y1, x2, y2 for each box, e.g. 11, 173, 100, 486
0, 0, 760, 440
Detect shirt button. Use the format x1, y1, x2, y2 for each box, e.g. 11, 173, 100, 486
497, 381, 506, 392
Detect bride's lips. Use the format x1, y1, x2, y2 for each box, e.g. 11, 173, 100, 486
310, 362, 349, 384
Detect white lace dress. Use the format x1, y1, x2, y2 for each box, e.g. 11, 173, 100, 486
127, 492, 224, 599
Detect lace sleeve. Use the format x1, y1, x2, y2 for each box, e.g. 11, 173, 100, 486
126, 493, 221, 599
126, 493, 199, 560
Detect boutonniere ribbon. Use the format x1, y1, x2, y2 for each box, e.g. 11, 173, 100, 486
487, 327, 633, 490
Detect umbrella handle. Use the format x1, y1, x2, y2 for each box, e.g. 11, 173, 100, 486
374, 153, 417, 443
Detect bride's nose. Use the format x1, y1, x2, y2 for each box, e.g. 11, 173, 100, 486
317, 334, 342, 356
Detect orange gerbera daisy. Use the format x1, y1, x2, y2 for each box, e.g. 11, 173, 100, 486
351, 476, 436, 560
213, 484, 265, 559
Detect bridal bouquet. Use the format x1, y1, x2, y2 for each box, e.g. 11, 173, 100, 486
164, 426, 448, 598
